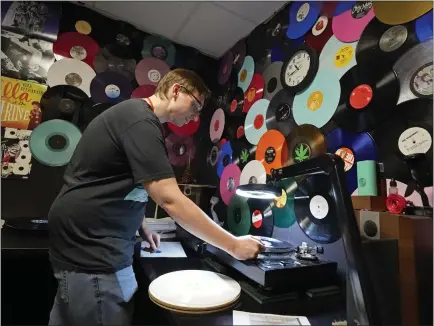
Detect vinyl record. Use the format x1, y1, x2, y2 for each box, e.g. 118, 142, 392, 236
94, 47, 137, 81
218, 51, 234, 85
259, 236, 294, 252
333, 65, 400, 133
207, 145, 220, 168
372, 98, 433, 187
231, 40, 246, 72
168, 118, 200, 136
220, 164, 241, 205
319, 36, 358, 79
210, 108, 225, 143
53, 32, 100, 68
272, 177, 297, 228
326, 128, 378, 194
286, 124, 327, 166
305, 15, 334, 53
355, 18, 419, 69
264, 6, 290, 48
286, 1, 321, 39
237, 56, 255, 93
81, 103, 113, 131
415, 10, 433, 42
243, 73, 264, 113
165, 133, 196, 167
232, 140, 256, 170
280, 44, 319, 94
248, 199, 274, 238
334, 1, 356, 16
393, 39, 433, 104
266, 88, 297, 137
244, 99, 270, 145
262, 61, 283, 101
246, 24, 269, 63
227, 195, 251, 236
106, 21, 143, 59
255, 130, 288, 175
292, 70, 341, 128
40, 85, 92, 124
225, 87, 244, 117
135, 57, 170, 87
29, 119, 82, 167
373, 1, 433, 25
131, 84, 157, 99
141, 35, 176, 67
239, 160, 267, 186
90, 71, 133, 104
254, 49, 272, 75
332, 1, 375, 43
224, 117, 246, 142
47, 58, 96, 97
216, 141, 233, 178
294, 174, 340, 244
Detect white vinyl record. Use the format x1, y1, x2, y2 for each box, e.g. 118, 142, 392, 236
47, 58, 96, 97
209, 108, 225, 143
148, 270, 241, 310
239, 160, 267, 185
244, 99, 270, 145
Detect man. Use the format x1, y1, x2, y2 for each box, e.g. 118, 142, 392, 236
48, 68, 264, 326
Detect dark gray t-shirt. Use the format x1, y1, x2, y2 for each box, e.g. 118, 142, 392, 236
48, 99, 175, 273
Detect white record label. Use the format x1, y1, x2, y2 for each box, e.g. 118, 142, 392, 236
312, 16, 328, 36
309, 195, 329, 219
398, 127, 432, 156
105, 84, 121, 99
148, 69, 161, 83
70, 45, 87, 60
297, 3, 310, 22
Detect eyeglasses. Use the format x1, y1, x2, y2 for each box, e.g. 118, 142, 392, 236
179, 85, 203, 114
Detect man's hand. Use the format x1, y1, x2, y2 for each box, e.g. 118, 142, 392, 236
229, 235, 265, 260
140, 226, 161, 251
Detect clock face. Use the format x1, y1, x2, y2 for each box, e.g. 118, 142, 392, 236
283, 50, 311, 87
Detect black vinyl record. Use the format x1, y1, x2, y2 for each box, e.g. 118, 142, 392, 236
280, 44, 319, 94
232, 140, 256, 170
90, 71, 133, 104
224, 87, 245, 117
224, 116, 246, 141
248, 199, 274, 238
106, 21, 143, 60
264, 6, 290, 48
294, 174, 341, 244
81, 103, 113, 131
356, 18, 419, 69
246, 24, 269, 63
333, 65, 400, 133
372, 98, 433, 187
93, 47, 137, 81
266, 88, 297, 137
40, 85, 92, 126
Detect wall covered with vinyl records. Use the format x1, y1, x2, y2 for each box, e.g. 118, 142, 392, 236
0, 1, 220, 220
203, 1, 433, 273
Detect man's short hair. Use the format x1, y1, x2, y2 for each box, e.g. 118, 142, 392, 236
155, 68, 211, 103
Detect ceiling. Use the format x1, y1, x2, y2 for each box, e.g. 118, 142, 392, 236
79, 1, 287, 59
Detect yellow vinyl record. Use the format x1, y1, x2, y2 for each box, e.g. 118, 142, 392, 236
373, 1, 433, 25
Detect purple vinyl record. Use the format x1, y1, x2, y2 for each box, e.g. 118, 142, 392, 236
218, 51, 233, 85
231, 39, 246, 72
135, 57, 170, 87
165, 133, 196, 167
90, 71, 133, 104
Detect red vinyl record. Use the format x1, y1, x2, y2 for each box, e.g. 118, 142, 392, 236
243, 73, 264, 113
168, 119, 200, 136
53, 32, 100, 68
305, 15, 334, 53
131, 85, 157, 99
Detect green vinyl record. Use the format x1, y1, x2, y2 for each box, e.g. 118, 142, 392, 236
272, 177, 297, 228
227, 194, 251, 236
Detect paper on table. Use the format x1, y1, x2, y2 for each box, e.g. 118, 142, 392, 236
233, 310, 311, 325
140, 241, 187, 258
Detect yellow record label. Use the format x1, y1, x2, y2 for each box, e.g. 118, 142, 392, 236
334, 45, 354, 68
274, 189, 287, 208
307, 91, 323, 111
75, 20, 92, 35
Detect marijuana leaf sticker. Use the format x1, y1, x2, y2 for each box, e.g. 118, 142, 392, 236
294, 143, 311, 162
240, 149, 249, 163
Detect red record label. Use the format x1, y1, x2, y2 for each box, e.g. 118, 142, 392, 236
335, 147, 355, 171
168, 118, 200, 136
350, 84, 373, 109
53, 32, 100, 68
236, 126, 245, 139
243, 73, 264, 113
252, 210, 263, 228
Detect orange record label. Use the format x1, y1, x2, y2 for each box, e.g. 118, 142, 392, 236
230, 99, 238, 112
240, 69, 247, 82
247, 87, 256, 102
335, 147, 355, 172
252, 210, 263, 228
255, 130, 289, 174
307, 91, 323, 111
350, 84, 373, 109
75, 20, 92, 35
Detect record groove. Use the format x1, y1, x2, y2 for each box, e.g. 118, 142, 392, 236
266, 88, 297, 137
286, 124, 326, 166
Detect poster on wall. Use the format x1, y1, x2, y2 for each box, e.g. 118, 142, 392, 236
1, 127, 33, 180
1, 1, 61, 42
1, 30, 55, 84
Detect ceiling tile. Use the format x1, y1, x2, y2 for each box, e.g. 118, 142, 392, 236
213, 1, 287, 24
92, 1, 200, 39
175, 2, 256, 58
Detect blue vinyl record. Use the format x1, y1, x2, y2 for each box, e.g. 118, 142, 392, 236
334, 1, 356, 16
415, 10, 433, 42
216, 141, 233, 178
271, 36, 304, 62
29, 119, 82, 167
326, 128, 378, 193
237, 56, 255, 92
292, 70, 341, 128
286, 1, 320, 39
